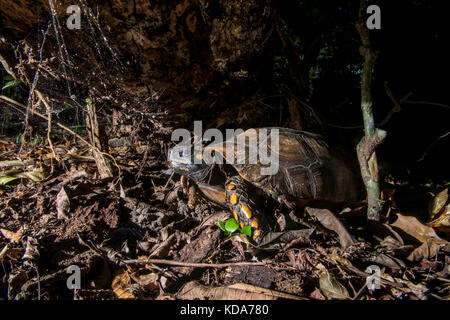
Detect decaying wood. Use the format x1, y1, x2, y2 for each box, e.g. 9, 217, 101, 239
85, 100, 114, 179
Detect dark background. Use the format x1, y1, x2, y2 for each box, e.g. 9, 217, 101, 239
276, 0, 449, 185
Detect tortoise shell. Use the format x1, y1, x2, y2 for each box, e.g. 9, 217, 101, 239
203, 127, 363, 205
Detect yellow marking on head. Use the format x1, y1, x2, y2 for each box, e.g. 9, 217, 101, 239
241, 204, 252, 219
251, 220, 258, 229
227, 184, 236, 190
225, 179, 230, 185
230, 193, 238, 205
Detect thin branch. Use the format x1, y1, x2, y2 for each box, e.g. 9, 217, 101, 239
352, 282, 367, 300
403, 100, 450, 110
36, 91, 59, 162
418, 131, 450, 162
122, 258, 266, 269
378, 83, 412, 127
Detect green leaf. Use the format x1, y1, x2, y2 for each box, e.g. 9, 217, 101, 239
73, 126, 86, 133
240, 226, 252, 237
16, 134, 23, 144
218, 220, 226, 232
0, 176, 19, 185
2, 79, 20, 90
224, 218, 239, 233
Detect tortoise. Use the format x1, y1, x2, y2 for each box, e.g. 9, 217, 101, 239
168, 127, 364, 244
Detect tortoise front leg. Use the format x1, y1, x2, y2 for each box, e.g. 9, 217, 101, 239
224, 176, 268, 244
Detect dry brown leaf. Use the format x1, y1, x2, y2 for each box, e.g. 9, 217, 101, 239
258, 229, 314, 248
327, 253, 353, 267
306, 207, 355, 248
367, 252, 405, 269
0, 226, 23, 243
198, 211, 231, 229
56, 186, 70, 220
0, 246, 24, 261
407, 238, 443, 262
319, 270, 350, 300
428, 188, 448, 220
111, 269, 136, 299
391, 213, 445, 243
17, 167, 46, 182
177, 226, 221, 275
227, 283, 307, 300
22, 237, 39, 260
309, 288, 326, 300
130, 271, 160, 294
149, 233, 176, 259
177, 281, 306, 300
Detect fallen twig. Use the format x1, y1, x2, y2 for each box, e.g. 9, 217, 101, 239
0, 160, 35, 169
352, 282, 367, 300
122, 258, 266, 269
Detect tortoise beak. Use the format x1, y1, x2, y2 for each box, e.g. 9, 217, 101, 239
168, 146, 193, 165
168, 146, 214, 183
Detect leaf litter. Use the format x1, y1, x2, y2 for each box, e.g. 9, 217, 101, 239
0, 133, 449, 301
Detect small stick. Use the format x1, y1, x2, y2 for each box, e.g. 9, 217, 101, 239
418, 131, 450, 162
163, 170, 175, 191
352, 282, 367, 300
122, 258, 266, 269
37, 91, 60, 164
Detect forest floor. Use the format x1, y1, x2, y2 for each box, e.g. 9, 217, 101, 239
0, 131, 449, 300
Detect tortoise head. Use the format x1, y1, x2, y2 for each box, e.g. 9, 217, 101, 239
168, 145, 213, 183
